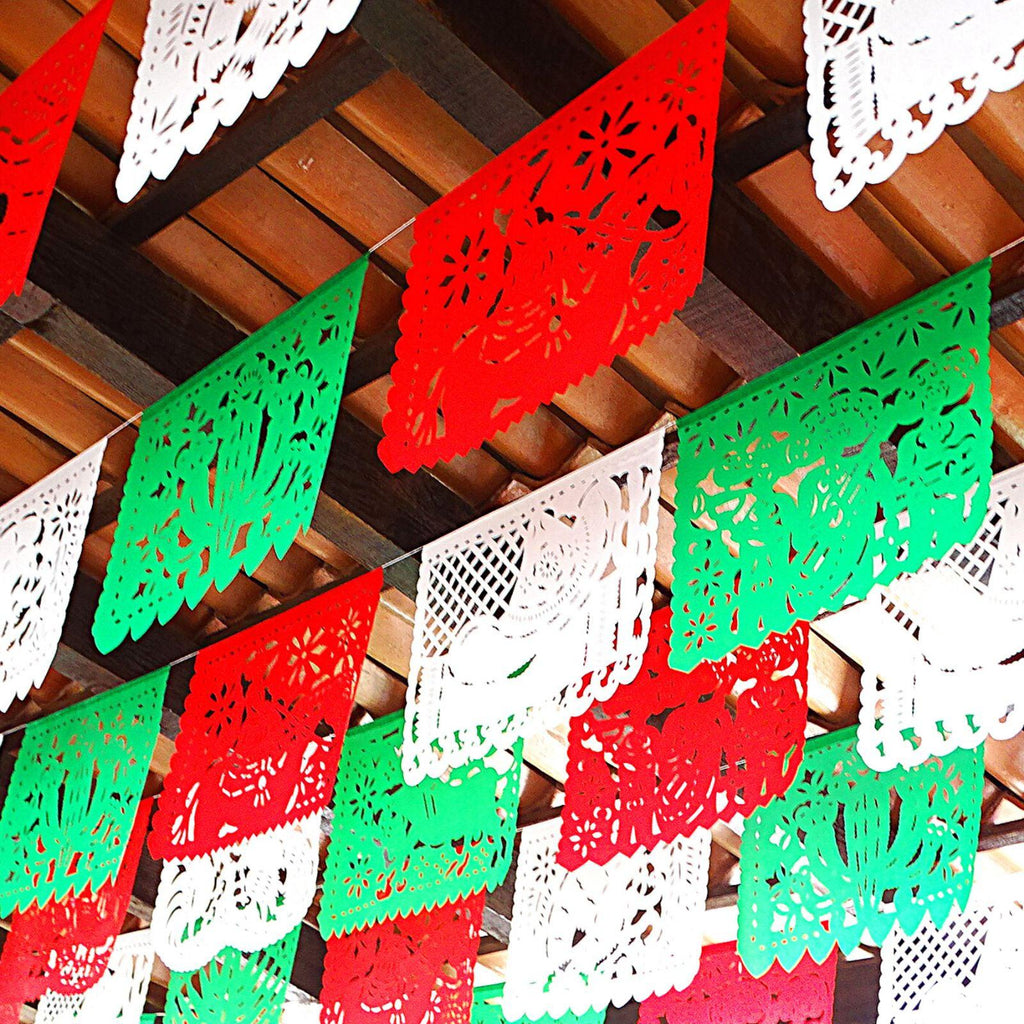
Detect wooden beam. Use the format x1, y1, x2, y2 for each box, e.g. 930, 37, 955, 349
352, 0, 543, 150
992, 273, 1024, 328
714, 96, 811, 183
106, 37, 391, 246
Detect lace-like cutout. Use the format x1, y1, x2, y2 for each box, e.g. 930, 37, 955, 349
116, 0, 363, 201
0, 442, 105, 713
151, 814, 321, 972
404, 431, 663, 784
164, 926, 301, 1024
804, 0, 1024, 210
738, 726, 984, 977
321, 712, 521, 936
639, 942, 838, 1024
559, 613, 808, 869
817, 464, 1024, 771
669, 262, 993, 673
0, 0, 112, 302
0, 672, 167, 915
34, 931, 154, 1024
0, 800, 150, 1019
150, 569, 381, 859
878, 883, 1024, 1022
472, 984, 606, 1024
92, 259, 367, 654
503, 818, 710, 1021
320, 893, 484, 1024
378, 0, 727, 472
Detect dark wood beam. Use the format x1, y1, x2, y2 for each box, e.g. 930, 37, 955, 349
714, 96, 811, 183
992, 273, 1024, 328
352, 0, 543, 150
106, 37, 390, 246
27, 192, 475, 558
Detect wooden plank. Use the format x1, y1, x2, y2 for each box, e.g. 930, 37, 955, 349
706, 184, 866, 358
108, 38, 391, 246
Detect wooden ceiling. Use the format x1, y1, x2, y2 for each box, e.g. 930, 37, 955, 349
3, 0, 1024, 1021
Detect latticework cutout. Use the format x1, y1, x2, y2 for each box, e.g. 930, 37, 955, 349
472, 985, 606, 1024
150, 569, 381, 859
403, 431, 663, 784
151, 813, 320, 972
92, 259, 367, 653
738, 726, 984, 977
378, 0, 727, 472
0, 799, 151, 1021
320, 712, 521, 936
0, 672, 167, 915
639, 942, 838, 1024
116, 0, 364, 201
320, 893, 484, 1024
0, 442, 105, 713
804, 0, 1024, 210
817, 464, 1024, 771
877, 883, 1024, 1022
164, 925, 302, 1024
0, 0, 112, 302
503, 818, 711, 1020
34, 931, 154, 1024
559, 613, 808, 869
669, 262, 993, 673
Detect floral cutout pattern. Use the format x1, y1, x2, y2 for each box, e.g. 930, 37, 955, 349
670, 262, 993, 673
639, 942, 838, 1024
0, 801, 151, 1023
804, 0, 1024, 210
150, 569, 381, 860
151, 814, 321, 972
0, 0, 112, 303
379, 0, 727, 472
0, 442, 105, 713
117, 0, 364, 201
738, 726, 984, 977
817, 463, 1024, 771
559, 612, 808, 869
0, 672, 167, 916
320, 712, 522, 936
92, 259, 367, 653
320, 894, 484, 1024
404, 431, 662, 784
503, 818, 711, 1020
34, 931, 155, 1024
164, 926, 301, 1024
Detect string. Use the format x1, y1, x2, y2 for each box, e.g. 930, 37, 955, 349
991, 234, 1024, 261
0, 416, 675, 741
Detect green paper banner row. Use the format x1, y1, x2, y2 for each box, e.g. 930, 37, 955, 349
320, 711, 523, 937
